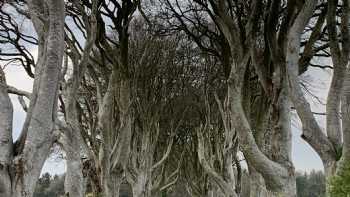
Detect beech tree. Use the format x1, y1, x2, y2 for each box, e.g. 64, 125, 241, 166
0, 0, 65, 196
154, 0, 335, 196
56, 1, 140, 196
286, 0, 350, 195
57, 1, 98, 196
124, 21, 185, 197
158, 0, 296, 195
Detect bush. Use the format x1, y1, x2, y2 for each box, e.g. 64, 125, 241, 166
328, 161, 350, 197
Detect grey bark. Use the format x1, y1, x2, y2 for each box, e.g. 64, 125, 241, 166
0, 67, 13, 197
98, 72, 129, 197
200, 1, 298, 195
0, 0, 65, 196
127, 118, 177, 197
340, 69, 350, 166
285, 1, 350, 196
58, 2, 98, 196
195, 94, 241, 197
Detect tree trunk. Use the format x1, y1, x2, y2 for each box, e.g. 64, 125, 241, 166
132, 182, 151, 197
0, 68, 13, 197
64, 143, 86, 197
0, 0, 65, 196
65, 161, 85, 197
99, 142, 123, 197
229, 84, 296, 197
101, 172, 122, 197
248, 169, 268, 197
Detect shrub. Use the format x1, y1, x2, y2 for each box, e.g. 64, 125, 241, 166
328, 161, 350, 197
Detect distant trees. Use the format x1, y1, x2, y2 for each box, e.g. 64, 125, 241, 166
33, 173, 65, 197
296, 171, 326, 197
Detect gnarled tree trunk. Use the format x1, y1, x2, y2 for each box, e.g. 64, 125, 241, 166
0, 0, 65, 196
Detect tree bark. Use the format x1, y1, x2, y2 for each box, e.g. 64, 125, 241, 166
60, 2, 98, 195
0, 67, 13, 197
131, 171, 152, 197
65, 148, 86, 197
101, 171, 122, 197
285, 0, 344, 196
0, 0, 65, 196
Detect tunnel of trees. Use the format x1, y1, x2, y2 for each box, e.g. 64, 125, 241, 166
1, 0, 350, 197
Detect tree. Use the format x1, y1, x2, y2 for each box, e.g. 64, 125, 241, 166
34, 174, 65, 197
125, 23, 185, 197
285, 0, 350, 196
59, 1, 139, 196
296, 172, 308, 197
0, 0, 65, 196
295, 171, 326, 197
56, 1, 98, 197
157, 0, 307, 195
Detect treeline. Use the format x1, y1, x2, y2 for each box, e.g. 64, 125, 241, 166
296, 171, 326, 197
33, 173, 64, 197
33, 173, 131, 197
